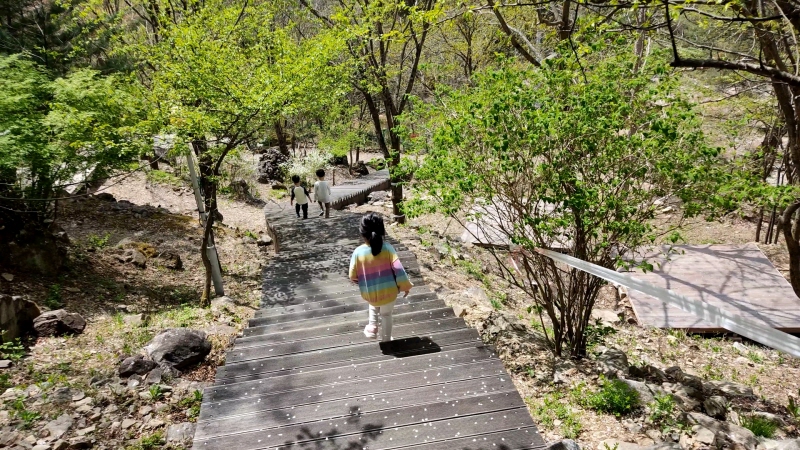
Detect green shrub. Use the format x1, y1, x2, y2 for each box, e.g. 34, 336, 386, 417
530, 392, 583, 439
44, 284, 63, 309
179, 389, 204, 421
0, 333, 25, 362
126, 432, 164, 450
577, 378, 640, 416
87, 233, 110, 249
740, 414, 778, 438
648, 394, 677, 430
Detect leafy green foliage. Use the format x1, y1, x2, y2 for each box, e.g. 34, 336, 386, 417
740, 415, 778, 438
126, 432, 164, 450
530, 391, 583, 439
87, 233, 110, 250
44, 284, 63, 310
0, 334, 25, 362
10, 397, 40, 429
401, 45, 721, 357
648, 394, 678, 431
575, 378, 640, 417
179, 389, 204, 421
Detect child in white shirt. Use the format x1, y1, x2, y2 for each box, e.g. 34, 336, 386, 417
314, 169, 332, 218
290, 175, 310, 219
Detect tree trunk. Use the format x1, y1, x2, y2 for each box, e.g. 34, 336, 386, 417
783, 200, 800, 297
200, 209, 214, 307
275, 120, 289, 157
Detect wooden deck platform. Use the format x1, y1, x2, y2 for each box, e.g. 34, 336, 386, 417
192, 212, 544, 449
626, 244, 800, 332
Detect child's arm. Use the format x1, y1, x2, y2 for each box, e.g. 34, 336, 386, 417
388, 244, 413, 296
348, 251, 359, 284
290, 187, 295, 205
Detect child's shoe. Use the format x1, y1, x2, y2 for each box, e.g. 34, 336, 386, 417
363, 324, 378, 339
319, 211, 324, 217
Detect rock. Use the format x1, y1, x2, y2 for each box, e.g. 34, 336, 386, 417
695, 427, 716, 445
145, 367, 163, 385
131, 250, 146, 268
257, 235, 273, 246
645, 429, 663, 443
621, 379, 669, 404
127, 375, 143, 390
211, 296, 237, 317
553, 359, 577, 384
672, 386, 701, 411
145, 328, 211, 370
0, 294, 41, 341
733, 342, 749, 354
118, 355, 158, 378
159, 252, 183, 270
664, 366, 683, 381
463, 286, 489, 302
32, 444, 50, 450
52, 441, 68, 450
545, 439, 581, 450
599, 440, 643, 450
50, 388, 75, 404
121, 419, 137, 429
770, 439, 800, 450
45, 414, 73, 439
257, 147, 289, 183
684, 412, 758, 450
75, 426, 95, 436
591, 309, 620, 326
351, 161, 369, 175
752, 411, 786, 426
93, 192, 116, 202
139, 406, 153, 416
703, 396, 727, 419
166, 422, 197, 443
67, 435, 91, 449
1, 273, 12, 282
33, 310, 86, 337
2, 232, 66, 275
643, 444, 681, 450
270, 181, 287, 190
706, 380, 754, 398
679, 374, 705, 398
123, 313, 146, 327
0, 360, 11, 369
596, 347, 630, 377
629, 364, 668, 382
622, 418, 643, 434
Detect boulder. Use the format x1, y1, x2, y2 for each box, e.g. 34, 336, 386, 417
257, 235, 273, 247
351, 161, 369, 175
620, 379, 670, 404
118, 355, 158, 378
596, 347, 630, 378
257, 147, 288, 183
705, 380, 754, 398
145, 329, 211, 370
684, 412, 758, 450
703, 396, 727, 419
769, 439, 800, 450
33, 310, 86, 337
2, 232, 66, 275
629, 364, 668, 382
546, 439, 581, 450
0, 294, 41, 341
591, 309, 621, 326
329, 155, 349, 166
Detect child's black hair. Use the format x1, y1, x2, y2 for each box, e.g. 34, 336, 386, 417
291, 175, 300, 184
359, 212, 386, 256
316, 169, 325, 178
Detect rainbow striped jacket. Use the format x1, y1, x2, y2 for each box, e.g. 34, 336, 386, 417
348, 242, 413, 306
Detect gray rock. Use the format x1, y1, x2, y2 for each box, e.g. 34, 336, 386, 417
684, 412, 758, 450
597, 348, 629, 377
166, 422, 197, 443
0, 360, 11, 369
629, 364, 668, 382
159, 252, 182, 270
769, 438, 800, 450
643, 444, 681, 450
0, 294, 41, 341
32, 310, 86, 336
695, 427, 716, 445
679, 373, 705, 398
52, 440, 68, 450
706, 380, 754, 398
553, 359, 577, 385
67, 435, 91, 449
145, 328, 211, 370
545, 439, 580, 450
733, 341, 749, 354
591, 309, 620, 326
131, 250, 146, 268
127, 375, 142, 390
123, 313, 146, 327
621, 379, 669, 404
664, 366, 683, 381
45, 414, 73, 439
257, 235, 273, 247
211, 297, 237, 317
121, 419, 137, 429
703, 396, 727, 419
32, 444, 49, 450
50, 388, 74, 405
1, 273, 12, 282
118, 355, 157, 378
145, 367, 163, 385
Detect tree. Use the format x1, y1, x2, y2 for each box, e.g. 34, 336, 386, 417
299, 0, 441, 223
402, 49, 721, 357
131, 0, 346, 304
0, 54, 146, 261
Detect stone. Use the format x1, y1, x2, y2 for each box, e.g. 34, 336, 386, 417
50, 388, 74, 404
645, 429, 663, 443
771, 439, 800, 450
32, 310, 86, 337
45, 414, 73, 439
629, 364, 668, 382
553, 359, 577, 385
351, 161, 369, 175
679, 373, 705, 398
0, 294, 41, 341
664, 366, 683, 381
2, 233, 66, 275
166, 422, 197, 443
120, 419, 137, 429
622, 418, 643, 434
733, 342, 749, 354
127, 375, 142, 390
257, 235, 273, 247
599, 440, 643, 450
257, 147, 289, 183
684, 412, 758, 450
145, 328, 211, 370
145, 367, 163, 385
620, 379, 670, 404
707, 380, 754, 398
159, 252, 182, 270
67, 435, 91, 449
643, 444, 681, 450
703, 396, 727, 419
122, 313, 146, 327
210, 296, 237, 317
74, 426, 94, 436
51, 441, 68, 450
131, 250, 146, 268
1, 273, 13, 282
596, 347, 630, 377
694, 427, 716, 445
463, 286, 489, 302
139, 406, 153, 416
118, 355, 157, 377
0, 360, 11, 369
591, 309, 621, 326
0, 431, 21, 446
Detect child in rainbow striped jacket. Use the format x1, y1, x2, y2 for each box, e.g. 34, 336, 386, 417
348, 213, 413, 342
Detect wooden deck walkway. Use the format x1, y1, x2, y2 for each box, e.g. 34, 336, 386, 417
192, 206, 545, 449
626, 244, 800, 332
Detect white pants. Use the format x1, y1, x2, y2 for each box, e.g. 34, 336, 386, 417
368, 300, 395, 342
